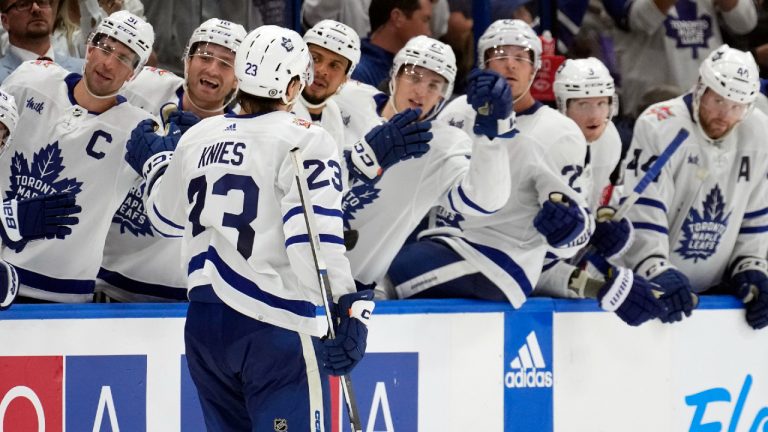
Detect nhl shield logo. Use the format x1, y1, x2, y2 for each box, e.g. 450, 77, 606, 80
281, 37, 294, 52
273, 418, 288, 431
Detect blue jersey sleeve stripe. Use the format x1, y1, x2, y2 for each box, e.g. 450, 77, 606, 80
739, 226, 768, 234
283, 205, 344, 223
285, 234, 345, 247
744, 207, 768, 219
542, 258, 559, 272
97, 268, 187, 300
632, 222, 669, 234
447, 190, 460, 214
620, 197, 667, 212
152, 203, 185, 230
14, 265, 94, 295
187, 246, 316, 317
465, 239, 533, 296
457, 185, 497, 215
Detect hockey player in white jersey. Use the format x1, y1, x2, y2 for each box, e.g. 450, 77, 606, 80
128, 26, 374, 430
388, 20, 657, 323
0, 89, 81, 309
531, 57, 666, 326
337, 35, 512, 289
97, 18, 246, 302
622, 45, 768, 329
0, 10, 154, 303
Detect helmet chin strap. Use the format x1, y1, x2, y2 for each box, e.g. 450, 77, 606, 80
82, 69, 122, 100
299, 93, 327, 110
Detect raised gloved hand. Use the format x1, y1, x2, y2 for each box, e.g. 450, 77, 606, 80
320, 290, 375, 376
729, 258, 768, 329
125, 118, 181, 176
650, 268, 696, 323
347, 108, 432, 181
163, 107, 200, 135
0, 260, 17, 310
534, 192, 588, 248
467, 69, 515, 139
589, 206, 634, 259
0, 192, 81, 250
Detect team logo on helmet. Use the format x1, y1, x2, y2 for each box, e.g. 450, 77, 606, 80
281, 37, 294, 52
675, 184, 731, 262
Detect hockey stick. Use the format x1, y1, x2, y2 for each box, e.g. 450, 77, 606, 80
289, 147, 364, 432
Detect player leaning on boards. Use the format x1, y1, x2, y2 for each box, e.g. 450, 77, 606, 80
0, 10, 153, 303
533, 57, 666, 326
98, 18, 246, 303
335, 35, 512, 291
621, 44, 768, 329
0, 89, 81, 309
127, 26, 374, 430
387, 19, 597, 305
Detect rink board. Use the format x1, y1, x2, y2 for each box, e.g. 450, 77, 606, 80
0, 297, 764, 431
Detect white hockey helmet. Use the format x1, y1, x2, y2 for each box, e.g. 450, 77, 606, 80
554, 57, 618, 117
390, 35, 457, 102
303, 19, 361, 77
88, 11, 154, 75
183, 18, 247, 60
478, 19, 542, 71
0, 90, 17, 149
235, 26, 314, 104
698, 44, 759, 105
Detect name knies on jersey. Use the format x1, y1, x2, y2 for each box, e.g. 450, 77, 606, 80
197, 141, 245, 168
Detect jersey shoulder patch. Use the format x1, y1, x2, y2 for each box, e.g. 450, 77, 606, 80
292, 117, 313, 129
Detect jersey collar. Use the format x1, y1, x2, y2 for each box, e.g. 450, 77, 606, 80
64, 73, 127, 115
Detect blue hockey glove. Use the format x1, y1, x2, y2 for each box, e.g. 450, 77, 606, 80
125, 118, 181, 176
164, 109, 200, 135
650, 268, 696, 323
0, 260, 18, 310
0, 193, 81, 250
729, 259, 768, 329
590, 254, 666, 326
534, 192, 587, 248
347, 108, 432, 180
466, 69, 516, 139
320, 290, 375, 376
590, 206, 634, 259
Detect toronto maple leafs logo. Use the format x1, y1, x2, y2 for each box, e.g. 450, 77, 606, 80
435, 205, 464, 229
663, 0, 713, 59
341, 112, 351, 126
448, 118, 465, 129
7, 142, 82, 201
342, 181, 381, 230
674, 184, 730, 262
111, 184, 154, 237
281, 37, 294, 52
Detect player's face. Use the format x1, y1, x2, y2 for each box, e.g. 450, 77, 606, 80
0, 123, 8, 149
484, 45, 536, 99
393, 65, 447, 119
698, 89, 748, 140
566, 97, 611, 142
303, 45, 350, 105
85, 36, 138, 96
185, 43, 237, 109
0, 0, 53, 39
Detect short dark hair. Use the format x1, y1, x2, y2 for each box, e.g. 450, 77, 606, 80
369, 0, 422, 33
236, 77, 301, 114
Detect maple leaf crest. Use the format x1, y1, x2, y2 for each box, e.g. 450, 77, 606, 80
111, 184, 154, 237
663, 0, 713, 58
448, 118, 465, 130
342, 181, 381, 229
674, 184, 730, 262
6, 142, 82, 200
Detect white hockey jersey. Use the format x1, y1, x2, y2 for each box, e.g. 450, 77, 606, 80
0, 60, 151, 302
432, 98, 590, 307
621, 95, 768, 291
97, 66, 188, 302
144, 111, 355, 337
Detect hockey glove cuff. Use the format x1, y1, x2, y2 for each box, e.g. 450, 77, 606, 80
0, 193, 80, 249
590, 206, 634, 259
0, 260, 18, 310
729, 257, 768, 329
320, 290, 375, 376
648, 267, 696, 323
534, 192, 590, 248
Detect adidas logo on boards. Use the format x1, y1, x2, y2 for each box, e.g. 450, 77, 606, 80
224, 123, 236, 132
505, 331, 553, 388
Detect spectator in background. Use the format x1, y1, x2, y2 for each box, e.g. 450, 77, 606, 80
0, 0, 84, 83
604, 0, 757, 115
52, 0, 136, 58
352, 0, 435, 89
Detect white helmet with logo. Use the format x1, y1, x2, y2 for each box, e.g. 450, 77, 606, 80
303, 19, 361, 77
554, 57, 618, 117
235, 26, 314, 104
89, 11, 155, 75
184, 18, 247, 60
0, 89, 17, 149
478, 19, 542, 71
391, 35, 457, 102
698, 44, 759, 104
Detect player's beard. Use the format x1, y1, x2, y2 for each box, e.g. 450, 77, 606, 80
301, 89, 330, 106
